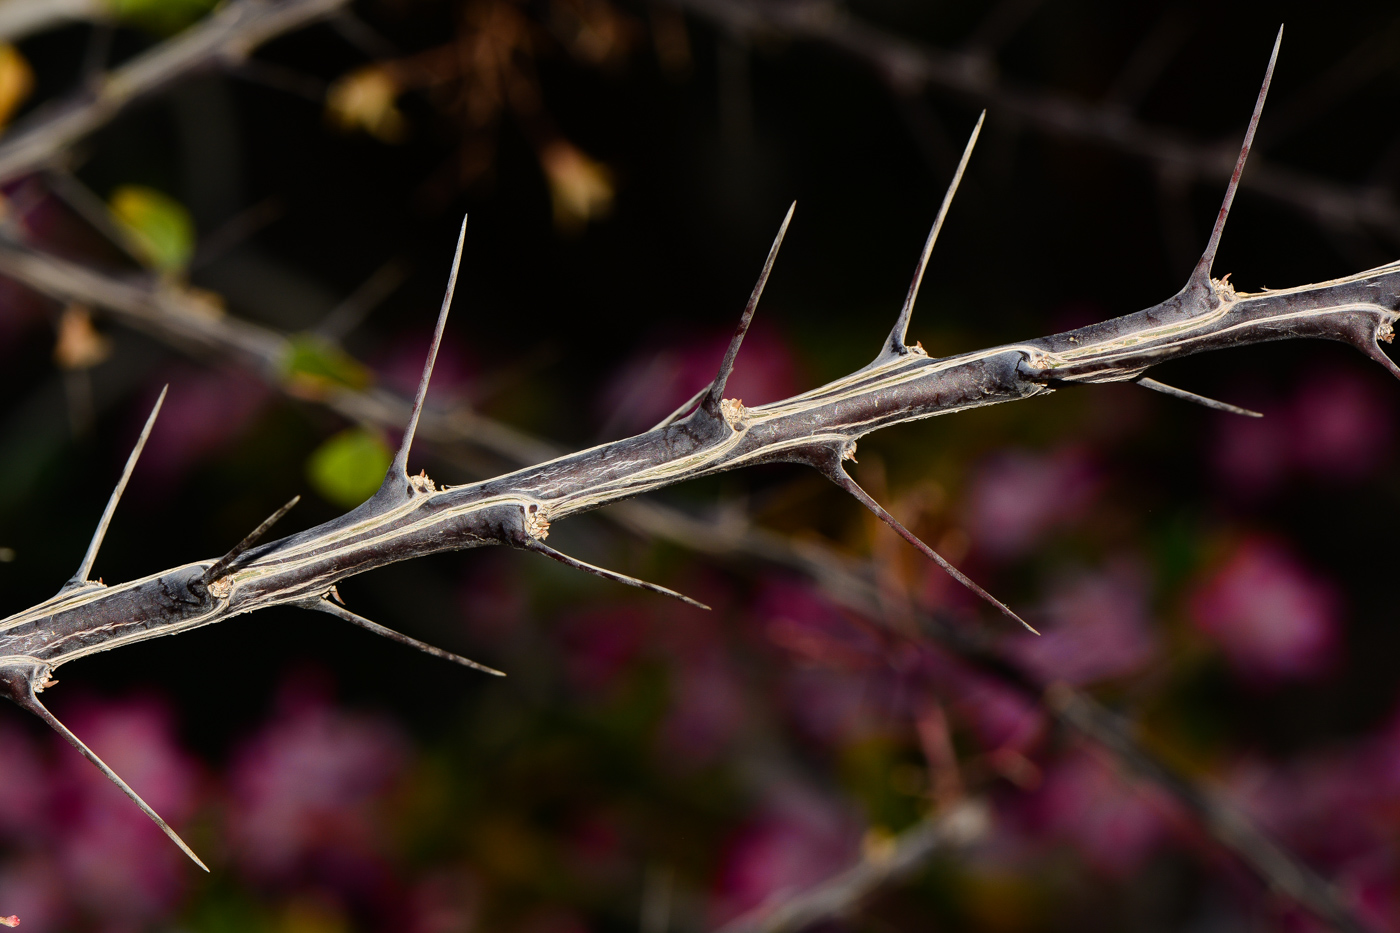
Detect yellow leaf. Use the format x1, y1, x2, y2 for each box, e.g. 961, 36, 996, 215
539, 140, 614, 233
0, 45, 33, 131
325, 66, 406, 144
307, 428, 392, 508
281, 334, 374, 399
109, 185, 195, 273
53, 305, 112, 370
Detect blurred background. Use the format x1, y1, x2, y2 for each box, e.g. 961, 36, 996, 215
1, 0, 1399, 930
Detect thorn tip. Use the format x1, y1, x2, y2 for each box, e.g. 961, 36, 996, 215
21, 686, 207, 870
883, 111, 983, 358
200, 495, 301, 588
524, 540, 710, 610
825, 462, 1036, 633
701, 203, 795, 421
67, 385, 167, 590
1189, 26, 1281, 293
390, 214, 468, 481
304, 597, 505, 676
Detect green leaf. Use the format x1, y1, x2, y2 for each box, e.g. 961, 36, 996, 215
307, 428, 392, 508
108, 185, 194, 273
281, 334, 374, 397
104, 0, 217, 34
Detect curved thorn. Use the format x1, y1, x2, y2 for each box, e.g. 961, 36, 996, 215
523, 539, 710, 610
1137, 377, 1262, 417
885, 110, 984, 357
391, 214, 468, 480
200, 495, 301, 587
650, 381, 713, 433
824, 464, 1038, 634
20, 689, 208, 871
1190, 25, 1282, 292
1364, 334, 1400, 382
67, 385, 167, 589
701, 203, 795, 420
301, 597, 504, 676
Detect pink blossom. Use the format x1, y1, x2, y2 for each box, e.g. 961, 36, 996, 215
1211, 407, 1287, 494
780, 667, 876, 747
135, 367, 270, 485
50, 697, 200, 924
557, 607, 650, 696
226, 680, 408, 882
710, 785, 861, 925
1289, 367, 1392, 479
962, 446, 1099, 559
0, 722, 49, 838
1229, 754, 1376, 871
1188, 538, 1339, 684
1030, 748, 1171, 876
0, 856, 63, 933
754, 580, 886, 671
658, 648, 746, 765
947, 672, 1044, 756
597, 323, 803, 437
1211, 366, 1392, 493
1007, 562, 1157, 685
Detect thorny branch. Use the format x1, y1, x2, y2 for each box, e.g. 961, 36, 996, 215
0, 0, 348, 186
0, 22, 1385, 933
666, 0, 1400, 239
0, 225, 1374, 930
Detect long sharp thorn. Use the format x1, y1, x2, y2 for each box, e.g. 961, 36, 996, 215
1137, 377, 1263, 417
524, 539, 711, 610
650, 381, 713, 432
66, 385, 167, 590
700, 203, 795, 421
884, 111, 984, 358
1189, 26, 1282, 293
390, 215, 467, 480
825, 465, 1038, 634
200, 495, 300, 586
302, 597, 505, 676
20, 689, 208, 871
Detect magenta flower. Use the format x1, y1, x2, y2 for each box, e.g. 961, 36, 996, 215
0, 722, 49, 839
1007, 561, 1157, 685
1289, 367, 1392, 480
754, 580, 886, 671
557, 606, 650, 697
50, 697, 200, 925
1211, 366, 1392, 493
0, 856, 62, 933
1188, 538, 1340, 684
1030, 748, 1171, 876
710, 784, 861, 925
658, 647, 745, 766
226, 681, 408, 883
136, 366, 269, 485
962, 446, 1099, 560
